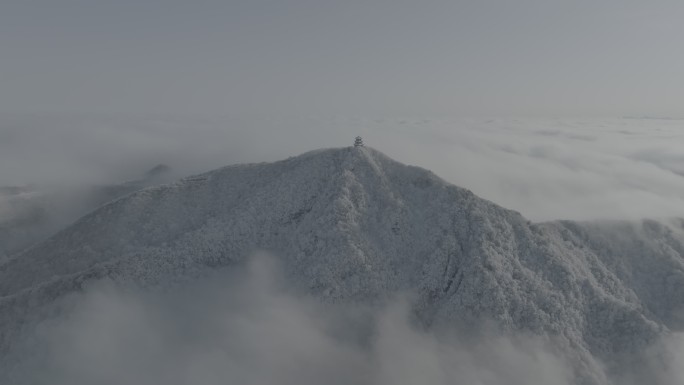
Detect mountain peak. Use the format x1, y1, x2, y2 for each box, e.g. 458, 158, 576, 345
1, 147, 683, 384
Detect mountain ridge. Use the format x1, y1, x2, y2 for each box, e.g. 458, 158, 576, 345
1, 146, 683, 384
0, 163, 172, 259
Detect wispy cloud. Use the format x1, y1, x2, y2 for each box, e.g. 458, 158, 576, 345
9, 255, 580, 385
7, 254, 682, 385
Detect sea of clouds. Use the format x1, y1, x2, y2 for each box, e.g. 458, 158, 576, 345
2, 114, 683, 221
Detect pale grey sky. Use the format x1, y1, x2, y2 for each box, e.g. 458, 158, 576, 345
2, 0, 683, 117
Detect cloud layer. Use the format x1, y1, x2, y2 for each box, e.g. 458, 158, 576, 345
5, 254, 682, 385
3, 115, 684, 221
367, 117, 684, 221
10, 255, 579, 385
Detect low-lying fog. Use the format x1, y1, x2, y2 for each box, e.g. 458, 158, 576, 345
7, 255, 682, 385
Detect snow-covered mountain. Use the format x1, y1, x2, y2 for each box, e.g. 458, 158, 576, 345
0, 164, 171, 258
1, 147, 683, 384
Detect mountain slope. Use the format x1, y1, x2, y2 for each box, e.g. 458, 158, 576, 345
1, 147, 683, 384
0, 164, 171, 258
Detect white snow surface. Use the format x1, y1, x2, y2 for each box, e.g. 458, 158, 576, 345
1, 147, 683, 384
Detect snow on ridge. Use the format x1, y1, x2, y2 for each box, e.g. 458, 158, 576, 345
0, 146, 683, 384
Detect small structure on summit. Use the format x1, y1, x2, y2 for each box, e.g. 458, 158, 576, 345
354, 136, 364, 147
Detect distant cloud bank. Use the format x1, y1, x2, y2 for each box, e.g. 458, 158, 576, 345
2, 114, 684, 221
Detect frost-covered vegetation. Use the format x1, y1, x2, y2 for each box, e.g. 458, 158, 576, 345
0, 164, 171, 258
0, 147, 683, 384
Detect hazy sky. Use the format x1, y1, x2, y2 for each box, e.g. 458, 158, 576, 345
2, 1, 684, 222
2, 0, 684, 117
